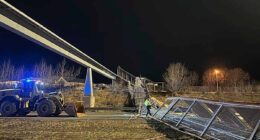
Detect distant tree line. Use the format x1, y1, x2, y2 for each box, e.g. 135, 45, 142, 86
0, 58, 82, 82
163, 62, 251, 93
202, 67, 249, 89
0, 60, 24, 82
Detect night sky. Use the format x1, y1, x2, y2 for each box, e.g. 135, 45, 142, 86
1, 0, 260, 82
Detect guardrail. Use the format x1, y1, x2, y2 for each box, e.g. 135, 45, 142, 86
142, 97, 260, 140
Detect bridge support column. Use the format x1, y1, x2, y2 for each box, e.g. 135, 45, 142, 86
112, 79, 115, 90
83, 67, 95, 107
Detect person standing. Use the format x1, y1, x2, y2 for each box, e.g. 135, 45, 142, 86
144, 97, 152, 117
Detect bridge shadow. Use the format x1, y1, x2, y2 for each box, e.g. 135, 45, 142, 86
145, 118, 200, 140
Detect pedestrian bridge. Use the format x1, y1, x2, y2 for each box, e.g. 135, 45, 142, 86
0, 0, 116, 80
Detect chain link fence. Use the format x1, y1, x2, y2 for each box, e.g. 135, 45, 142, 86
141, 97, 260, 140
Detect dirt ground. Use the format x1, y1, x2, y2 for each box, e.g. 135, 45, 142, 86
0, 112, 196, 140
63, 87, 129, 108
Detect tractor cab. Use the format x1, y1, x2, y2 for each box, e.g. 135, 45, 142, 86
20, 79, 44, 98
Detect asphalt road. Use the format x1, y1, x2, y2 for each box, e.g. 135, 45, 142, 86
0, 111, 137, 120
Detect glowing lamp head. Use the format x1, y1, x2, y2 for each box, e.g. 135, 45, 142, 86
215, 69, 219, 74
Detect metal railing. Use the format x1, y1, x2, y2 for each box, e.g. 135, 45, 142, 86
142, 97, 260, 140
117, 66, 136, 85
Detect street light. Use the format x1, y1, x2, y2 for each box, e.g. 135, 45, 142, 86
215, 69, 219, 92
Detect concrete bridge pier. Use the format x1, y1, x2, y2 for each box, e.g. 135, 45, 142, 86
83, 67, 95, 107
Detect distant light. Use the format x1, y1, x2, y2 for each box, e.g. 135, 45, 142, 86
36, 81, 40, 84
14, 82, 18, 88
40, 82, 44, 85
26, 79, 31, 82
215, 69, 219, 74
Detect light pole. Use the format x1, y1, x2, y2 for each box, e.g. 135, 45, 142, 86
215, 70, 219, 92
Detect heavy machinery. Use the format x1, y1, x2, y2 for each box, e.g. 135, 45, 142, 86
0, 79, 84, 117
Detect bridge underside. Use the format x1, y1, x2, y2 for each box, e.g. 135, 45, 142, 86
0, 0, 116, 80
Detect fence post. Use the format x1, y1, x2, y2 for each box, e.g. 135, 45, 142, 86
200, 104, 223, 137
249, 120, 260, 140
153, 100, 167, 117
176, 99, 197, 127
160, 99, 180, 120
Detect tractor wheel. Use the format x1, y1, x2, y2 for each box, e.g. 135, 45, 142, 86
53, 106, 62, 116
36, 100, 56, 117
0, 100, 17, 117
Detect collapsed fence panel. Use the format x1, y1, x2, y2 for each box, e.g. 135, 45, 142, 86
144, 97, 260, 140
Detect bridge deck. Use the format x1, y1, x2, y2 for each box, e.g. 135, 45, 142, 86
0, 0, 116, 79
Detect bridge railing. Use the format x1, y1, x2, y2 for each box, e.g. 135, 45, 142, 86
143, 97, 260, 140
117, 66, 136, 85
0, 1, 117, 80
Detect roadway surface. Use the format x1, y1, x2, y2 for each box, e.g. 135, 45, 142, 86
0, 111, 195, 140
0, 112, 138, 120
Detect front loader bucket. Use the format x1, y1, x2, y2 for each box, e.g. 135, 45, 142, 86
64, 103, 77, 117
75, 101, 86, 117
64, 101, 86, 117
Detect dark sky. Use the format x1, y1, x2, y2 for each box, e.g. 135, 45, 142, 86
1, 0, 260, 82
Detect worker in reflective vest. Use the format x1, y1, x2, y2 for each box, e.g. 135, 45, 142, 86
144, 97, 152, 116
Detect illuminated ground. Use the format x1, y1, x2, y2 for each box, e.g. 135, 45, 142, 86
0, 112, 195, 140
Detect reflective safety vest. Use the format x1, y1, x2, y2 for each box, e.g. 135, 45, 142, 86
144, 99, 151, 106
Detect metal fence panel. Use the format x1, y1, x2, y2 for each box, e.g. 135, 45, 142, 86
161, 99, 194, 126
153, 99, 177, 119
205, 106, 260, 140
178, 101, 221, 136
145, 97, 260, 140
